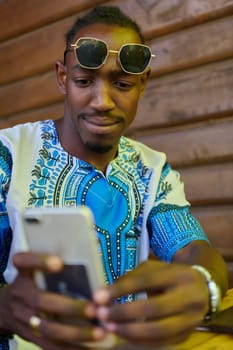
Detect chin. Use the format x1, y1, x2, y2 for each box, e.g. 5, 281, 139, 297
86, 142, 113, 154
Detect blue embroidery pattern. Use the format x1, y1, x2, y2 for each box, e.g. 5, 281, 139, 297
0, 141, 12, 284
156, 163, 173, 201
148, 203, 208, 262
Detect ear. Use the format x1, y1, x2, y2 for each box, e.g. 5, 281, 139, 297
55, 60, 67, 95
139, 68, 151, 96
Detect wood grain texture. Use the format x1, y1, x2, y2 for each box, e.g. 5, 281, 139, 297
0, 103, 63, 130
133, 59, 233, 128
112, 0, 233, 38
179, 163, 233, 205
2, 0, 232, 41
191, 205, 233, 258
134, 117, 233, 167
0, 71, 60, 118
0, 0, 107, 41
149, 15, 233, 77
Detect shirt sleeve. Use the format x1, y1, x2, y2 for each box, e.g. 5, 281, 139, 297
0, 140, 13, 285
147, 162, 209, 262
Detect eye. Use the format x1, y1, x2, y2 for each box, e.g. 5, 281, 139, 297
73, 78, 93, 87
114, 80, 135, 91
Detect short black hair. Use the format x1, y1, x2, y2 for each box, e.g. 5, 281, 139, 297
65, 6, 144, 47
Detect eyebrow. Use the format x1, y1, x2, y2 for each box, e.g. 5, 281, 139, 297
71, 63, 85, 71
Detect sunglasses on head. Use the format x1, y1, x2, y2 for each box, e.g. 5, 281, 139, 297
64, 37, 156, 74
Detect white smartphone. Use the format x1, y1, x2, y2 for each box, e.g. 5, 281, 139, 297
22, 206, 116, 348
22, 206, 105, 300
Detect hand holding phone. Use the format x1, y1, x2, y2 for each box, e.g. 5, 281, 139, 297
22, 206, 116, 348
22, 206, 104, 299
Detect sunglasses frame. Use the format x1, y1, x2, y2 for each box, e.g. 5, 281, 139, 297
67, 37, 156, 74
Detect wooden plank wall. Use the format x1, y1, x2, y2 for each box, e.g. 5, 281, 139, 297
0, 0, 233, 286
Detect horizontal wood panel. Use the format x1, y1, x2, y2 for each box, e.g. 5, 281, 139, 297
191, 205, 233, 259
133, 59, 233, 128
134, 117, 233, 167
0, 71, 60, 118
0, 17, 76, 85
1, 7, 233, 85
180, 163, 233, 205
1, 0, 232, 42
149, 15, 233, 77
111, 0, 233, 38
0, 0, 107, 41
0, 103, 63, 130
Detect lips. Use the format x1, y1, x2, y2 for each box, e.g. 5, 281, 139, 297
82, 116, 122, 134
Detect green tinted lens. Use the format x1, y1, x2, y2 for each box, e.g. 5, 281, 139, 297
76, 39, 108, 68
119, 45, 151, 73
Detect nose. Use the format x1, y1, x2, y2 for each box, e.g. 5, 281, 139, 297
90, 80, 115, 111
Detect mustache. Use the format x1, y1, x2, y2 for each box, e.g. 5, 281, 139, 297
79, 112, 124, 122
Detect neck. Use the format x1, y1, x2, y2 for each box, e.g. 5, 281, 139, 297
54, 118, 118, 173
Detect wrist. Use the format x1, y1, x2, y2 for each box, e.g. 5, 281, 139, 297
191, 264, 221, 320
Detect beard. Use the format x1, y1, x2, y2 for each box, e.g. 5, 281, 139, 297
85, 141, 114, 154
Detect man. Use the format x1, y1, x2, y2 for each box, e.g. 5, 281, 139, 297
0, 5, 228, 350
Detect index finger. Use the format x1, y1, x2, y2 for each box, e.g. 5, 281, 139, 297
94, 260, 190, 304
94, 261, 156, 304
13, 251, 63, 273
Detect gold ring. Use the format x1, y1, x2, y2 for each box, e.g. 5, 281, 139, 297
29, 315, 41, 336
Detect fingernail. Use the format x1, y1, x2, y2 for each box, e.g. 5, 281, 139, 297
96, 306, 110, 321
104, 322, 117, 332
46, 256, 63, 271
85, 304, 96, 318
93, 327, 106, 339
94, 289, 110, 303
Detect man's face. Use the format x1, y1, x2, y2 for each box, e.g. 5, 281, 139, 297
56, 23, 150, 156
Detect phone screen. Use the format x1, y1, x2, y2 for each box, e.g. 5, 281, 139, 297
43, 264, 93, 300
197, 306, 233, 334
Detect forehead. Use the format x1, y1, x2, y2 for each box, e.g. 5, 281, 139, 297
72, 23, 142, 49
